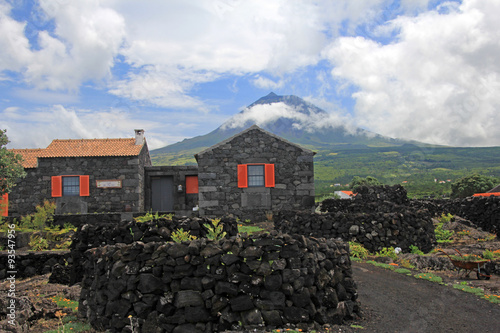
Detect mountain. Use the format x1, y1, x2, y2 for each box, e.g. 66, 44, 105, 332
150, 93, 500, 198
152, 92, 415, 156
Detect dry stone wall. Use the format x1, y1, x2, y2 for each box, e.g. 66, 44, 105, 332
0, 251, 70, 279
79, 233, 358, 332
69, 216, 238, 284
413, 196, 500, 234
277, 185, 436, 253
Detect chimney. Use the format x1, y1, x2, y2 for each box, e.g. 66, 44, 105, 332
135, 129, 145, 145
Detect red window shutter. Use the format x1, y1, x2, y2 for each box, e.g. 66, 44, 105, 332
265, 164, 275, 188
186, 176, 199, 194
80, 175, 90, 196
52, 176, 62, 197
0, 193, 8, 217
237, 164, 248, 188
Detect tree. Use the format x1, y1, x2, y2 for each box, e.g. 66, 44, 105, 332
0, 129, 26, 195
350, 176, 382, 192
451, 174, 498, 198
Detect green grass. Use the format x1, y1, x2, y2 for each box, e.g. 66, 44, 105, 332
394, 268, 412, 275
414, 272, 443, 284
237, 225, 264, 235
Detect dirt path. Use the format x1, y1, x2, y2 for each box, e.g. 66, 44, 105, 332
352, 262, 500, 332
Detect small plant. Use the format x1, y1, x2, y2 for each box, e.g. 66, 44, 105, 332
435, 223, 454, 243
134, 211, 173, 223
244, 219, 251, 224
204, 218, 227, 241
452, 284, 484, 296
375, 247, 398, 261
482, 249, 500, 260
415, 272, 443, 283
439, 213, 454, 223
399, 259, 415, 269
394, 268, 412, 275
349, 241, 369, 259
55, 310, 67, 332
457, 229, 471, 237
171, 228, 197, 243
409, 245, 424, 255
29, 234, 49, 251
483, 294, 500, 304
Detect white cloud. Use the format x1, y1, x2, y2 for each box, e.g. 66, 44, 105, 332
251, 76, 284, 90
221, 101, 356, 134
323, 0, 500, 147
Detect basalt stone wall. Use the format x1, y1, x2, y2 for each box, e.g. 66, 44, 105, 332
79, 233, 358, 333
307, 185, 436, 252
274, 210, 435, 253
69, 216, 238, 285
0, 250, 70, 279
412, 197, 500, 234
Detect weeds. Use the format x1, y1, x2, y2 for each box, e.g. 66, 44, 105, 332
409, 245, 424, 255
349, 241, 369, 259
203, 218, 227, 241
375, 247, 398, 261
171, 228, 197, 243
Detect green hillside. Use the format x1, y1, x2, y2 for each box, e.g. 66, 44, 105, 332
151, 143, 500, 199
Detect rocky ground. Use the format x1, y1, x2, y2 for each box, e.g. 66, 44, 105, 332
1, 217, 498, 333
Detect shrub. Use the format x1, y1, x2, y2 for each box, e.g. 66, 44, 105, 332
375, 247, 398, 261
29, 234, 49, 251
349, 241, 370, 259
204, 218, 227, 241
435, 223, 454, 243
409, 245, 424, 255
171, 228, 197, 243
134, 211, 173, 223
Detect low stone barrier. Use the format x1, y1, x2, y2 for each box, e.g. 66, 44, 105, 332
0, 250, 70, 279
79, 233, 358, 332
414, 197, 500, 235
274, 210, 435, 253
69, 216, 238, 285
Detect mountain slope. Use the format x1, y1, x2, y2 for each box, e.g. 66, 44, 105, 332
152, 92, 414, 157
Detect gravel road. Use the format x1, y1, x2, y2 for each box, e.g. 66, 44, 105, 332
352, 262, 500, 332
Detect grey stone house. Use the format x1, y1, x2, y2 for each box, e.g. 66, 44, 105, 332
195, 125, 315, 220
8, 130, 151, 215
7, 126, 315, 219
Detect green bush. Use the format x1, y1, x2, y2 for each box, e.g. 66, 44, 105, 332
435, 223, 454, 243
204, 218, 227, 241
171, 228, 197, 243
375, 247, 398, 261
29, 234, 48, 251
409, 245, 424, 255
349, 241, 370, 259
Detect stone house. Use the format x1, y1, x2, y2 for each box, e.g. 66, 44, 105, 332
7, 126, 315, 219
195, 125, 315, 220
8, 130, 151, 215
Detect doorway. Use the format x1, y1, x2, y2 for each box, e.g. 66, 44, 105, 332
151, 176, 174, 211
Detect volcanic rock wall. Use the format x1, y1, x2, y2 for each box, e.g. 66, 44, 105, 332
69, 216, 238, 284
276, 185, 436, 253
414, 196, 500, 234
79, 233, 358, 332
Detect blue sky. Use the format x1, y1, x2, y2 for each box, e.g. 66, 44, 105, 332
2, 0, 499, 150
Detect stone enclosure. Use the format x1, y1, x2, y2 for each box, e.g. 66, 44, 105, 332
79, 233, 358, 333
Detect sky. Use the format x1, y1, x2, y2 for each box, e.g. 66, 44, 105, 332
1, 0, 500, 150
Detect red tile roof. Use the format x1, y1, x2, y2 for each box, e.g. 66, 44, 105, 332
10, 149, 46, 168
10, 138, 144, 168
473, 192, 500, 197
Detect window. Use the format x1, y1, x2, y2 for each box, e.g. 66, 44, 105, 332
63, 176, 80, 196
238, 164, 275, 188
248, 165, 264, 187
52, 175, 90, 197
